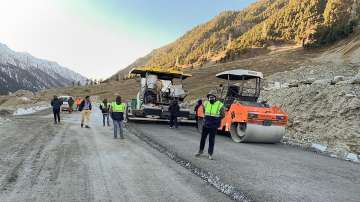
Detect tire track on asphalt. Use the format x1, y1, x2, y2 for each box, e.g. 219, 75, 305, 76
0, 119, 56, 193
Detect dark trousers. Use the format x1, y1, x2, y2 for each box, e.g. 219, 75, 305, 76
169, 115, 178, 128
53, 109, 60, 123
103, 113, 110, 126
195, 116, 201, 128
199, 127, 217, 155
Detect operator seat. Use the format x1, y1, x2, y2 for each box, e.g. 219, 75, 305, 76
224, 85, 240, 107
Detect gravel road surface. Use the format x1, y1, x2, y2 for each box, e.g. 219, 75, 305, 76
130, 122, 360, 202
0, 109, 231, 202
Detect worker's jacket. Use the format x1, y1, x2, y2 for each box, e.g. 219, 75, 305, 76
111, 102, 126, 121
100, 102, 110, 114
79, 100, 92, 111
203, 100, 224, 129
169, 103, 180, 117
68, 98, 74, 107
51, 98, 63, 111
75, 99, 81, 105
196, 105, 204, 118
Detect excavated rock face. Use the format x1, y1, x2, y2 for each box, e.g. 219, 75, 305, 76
262, 64, 360, 155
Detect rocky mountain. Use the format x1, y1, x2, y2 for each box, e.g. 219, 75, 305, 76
0, 43, 87, 95
112, 0, 359, 79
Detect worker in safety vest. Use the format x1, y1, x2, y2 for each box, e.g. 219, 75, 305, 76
195, 93, 224, 160
75, 97, 82, 111
100, 98, 111, 127
110, 96, 127, 139
194, 99, 203, 128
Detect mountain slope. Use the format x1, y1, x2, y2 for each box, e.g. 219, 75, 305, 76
0, 43, 87, 94
113, 0, 359, 77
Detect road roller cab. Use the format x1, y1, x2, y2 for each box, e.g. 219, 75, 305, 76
210, 69, 288, 143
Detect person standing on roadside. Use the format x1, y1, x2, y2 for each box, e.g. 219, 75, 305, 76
50, 95, 63, 124
75, 97, 82, 111
100, 98, 111, 127
79, 96, 92, 128
194, 99, 203, 128
68, 97, 74, 113
195, 93, 224, 160
110, 96, 126, 139
168, 99, 180, 128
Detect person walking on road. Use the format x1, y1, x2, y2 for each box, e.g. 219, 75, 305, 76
195, 93, 224, 160
79, 96, 92, 128
68, 97, 75, 113
100, 98, 111, 127
110, 96, 126, 139
51, 95, 63, 124
169, 100, 180, 128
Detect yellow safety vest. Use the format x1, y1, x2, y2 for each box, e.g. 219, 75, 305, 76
111, 102, 126, 112
101, 103, 111, 108
204, 101, 224, 117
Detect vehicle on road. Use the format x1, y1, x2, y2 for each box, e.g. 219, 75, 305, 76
59, 95, 71, 111
198, 69, 288, 143
127, 66, 195, 123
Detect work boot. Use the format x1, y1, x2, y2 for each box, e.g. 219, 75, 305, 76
208, 155, 213, 160
195, 151, 203, 157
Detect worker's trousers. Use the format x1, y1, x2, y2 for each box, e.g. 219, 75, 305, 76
169, 115, 178, 128
103, 113, 110, 126
113, 120, 124, 138
199, 127, 217, 155
53, 109, 60, 123
81, 110, 91, 126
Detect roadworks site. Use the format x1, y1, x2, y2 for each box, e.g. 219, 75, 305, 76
0, 33, 360, 201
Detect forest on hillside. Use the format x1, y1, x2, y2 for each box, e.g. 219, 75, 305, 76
113, 0, 359, 79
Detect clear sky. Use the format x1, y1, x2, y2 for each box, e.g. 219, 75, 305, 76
0, 0, 255, 79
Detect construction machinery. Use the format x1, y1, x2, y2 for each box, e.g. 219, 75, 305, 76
199, 69, 288, 143
59, 95, 71, 111
127, 67, 195, 123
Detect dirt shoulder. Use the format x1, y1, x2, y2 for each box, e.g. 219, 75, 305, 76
0, 110, 231, 202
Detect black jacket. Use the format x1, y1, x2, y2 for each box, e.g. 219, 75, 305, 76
51, 98, 63, 110
100, 102, 110, 114
169, 103, 180, 117
111, 111, 124, 121
79, 100, 92, 111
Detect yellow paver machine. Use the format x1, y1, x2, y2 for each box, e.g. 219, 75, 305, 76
127, 67, 196, 123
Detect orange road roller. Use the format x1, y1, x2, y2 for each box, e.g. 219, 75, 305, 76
198, 69, 288, 143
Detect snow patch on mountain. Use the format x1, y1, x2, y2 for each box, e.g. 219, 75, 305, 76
0, 42, 87, 94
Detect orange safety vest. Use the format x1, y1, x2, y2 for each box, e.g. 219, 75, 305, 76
197, 105, 204, 118
76, 98, 81, 105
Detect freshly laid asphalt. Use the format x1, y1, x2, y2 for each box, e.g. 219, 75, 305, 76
130, 122, 360, 202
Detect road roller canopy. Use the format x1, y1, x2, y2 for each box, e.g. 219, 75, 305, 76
216, 69, 263, 80
129, 66, 192, 80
